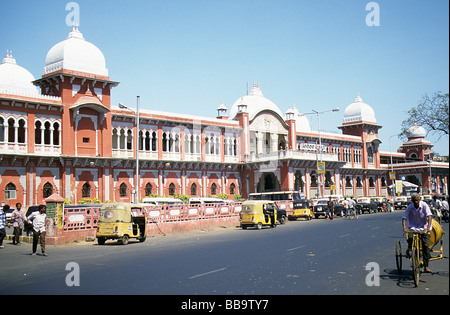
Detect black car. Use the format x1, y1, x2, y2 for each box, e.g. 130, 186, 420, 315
355, 197, 377, 214
313, 199, 331, 218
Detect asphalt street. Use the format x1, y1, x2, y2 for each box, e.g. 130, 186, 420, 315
0, 211, 448, 296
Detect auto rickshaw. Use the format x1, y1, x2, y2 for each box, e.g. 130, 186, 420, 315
96, 203, 147, 245
289, 200, 313, 220
240, 200, 277, 229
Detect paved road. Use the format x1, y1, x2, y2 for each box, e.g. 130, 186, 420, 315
1, 211, 448, 296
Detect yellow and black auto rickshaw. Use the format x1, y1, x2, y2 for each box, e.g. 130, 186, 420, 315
240, 200, 277, 230
289, 199, 314, 220
96, 203, 147, 245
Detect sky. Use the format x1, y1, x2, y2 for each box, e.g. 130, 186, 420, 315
1, 0, 449, 155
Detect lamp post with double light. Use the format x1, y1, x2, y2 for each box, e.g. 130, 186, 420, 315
301, 107, 340, 197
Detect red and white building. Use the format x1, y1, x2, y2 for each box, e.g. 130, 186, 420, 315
0, 27, 448, 208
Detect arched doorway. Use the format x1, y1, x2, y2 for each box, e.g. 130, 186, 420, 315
256, 172, 281, 192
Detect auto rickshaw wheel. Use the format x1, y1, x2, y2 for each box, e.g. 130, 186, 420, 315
120, 235, 129, 245
139, 236, 146, 243
395, 240, 402, 274
256, 222, 262, 230
98, 237, 106, 245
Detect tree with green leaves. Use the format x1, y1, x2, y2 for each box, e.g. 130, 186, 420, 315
400, 92, 449, 139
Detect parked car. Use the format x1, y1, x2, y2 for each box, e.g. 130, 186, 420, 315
313, 198, 330, 218
355, 197, 377, 214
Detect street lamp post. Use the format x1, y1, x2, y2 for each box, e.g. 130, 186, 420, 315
119, 96, 140, 203
302, 107, 340, 197
389, 134, 399, 196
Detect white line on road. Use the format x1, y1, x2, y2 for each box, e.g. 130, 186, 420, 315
338, 234, 351, 238
188, 267, 227, 279
286, 245, 306, 252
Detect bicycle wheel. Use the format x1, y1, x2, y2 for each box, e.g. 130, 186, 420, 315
395, 240, 402, 274
411, 244, 420, 287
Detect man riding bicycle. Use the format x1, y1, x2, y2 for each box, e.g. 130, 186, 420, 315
402, 193, 433, 273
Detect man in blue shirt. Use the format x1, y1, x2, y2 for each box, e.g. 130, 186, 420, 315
402, 193, 433, 273
0, 205, 9, 249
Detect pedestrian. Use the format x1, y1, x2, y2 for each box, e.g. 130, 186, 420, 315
12, 202, 28, 245
327, 197, 334, 220
342, 197, 349, 218
27, 204, 47, 256
402, 193, 433, 273
0, 205, 9, 249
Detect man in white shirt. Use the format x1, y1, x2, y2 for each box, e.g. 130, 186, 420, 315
27, 205, 47, 256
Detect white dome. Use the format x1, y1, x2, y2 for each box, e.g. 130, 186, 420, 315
343, 94, 377, 124
406, 123, 426, 139
0, 51, 39, 96
229, 83, 283, 120
44, 27, 108, 77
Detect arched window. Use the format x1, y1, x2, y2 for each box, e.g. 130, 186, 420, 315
5, 182, 16, 199
43, 182, 53, 198
8, 118, 15, 143
35, 121, 42, 144
112, 128, 118, 149
145, 183, 153, 196
44, 121, 51, 145
211, 183, 217, 195
82, 182, 91, 198
119, 129, 126, 149
191, 183, 197, 196
230, 183, 236, 195
169, 183, 175, 196
126, 130, 133, 150
119, 183, 128, 197
346, 176, 352, 187
18, 119, 26, 143
0, 117, 4, 142
53, 122, 60, 145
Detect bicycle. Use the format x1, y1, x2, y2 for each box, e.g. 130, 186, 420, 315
395, 220, 445, 287
345, 208, 358, 220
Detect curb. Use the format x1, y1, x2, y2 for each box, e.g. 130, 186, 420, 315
4, 235, 32, 244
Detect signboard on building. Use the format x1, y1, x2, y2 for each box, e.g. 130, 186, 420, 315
317, 162, 326, 174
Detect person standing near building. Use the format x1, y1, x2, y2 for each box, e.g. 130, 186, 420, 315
27, 205, 47, 256
0, 205, 9, 249
343, 197, 349, 218
327, 197, 334, 220
12, 203, 27, 245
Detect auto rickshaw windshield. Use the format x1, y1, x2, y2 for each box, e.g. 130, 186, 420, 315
99, 209, 131, 223
242, 205, 257, 214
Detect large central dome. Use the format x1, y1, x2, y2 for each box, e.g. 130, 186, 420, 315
44, 26, 108, 77
343, 94, 377, 124
229, 83, 283, 120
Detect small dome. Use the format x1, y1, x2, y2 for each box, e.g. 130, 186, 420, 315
229, 83, 283, 120
44, 26, 108, 77
406, 123, 426, 139
286, 106, 311, 132
0, 51, 39, 96
343, 94, 377, 124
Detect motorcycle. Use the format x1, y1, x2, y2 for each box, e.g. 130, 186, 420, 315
442, 208, 449, 223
